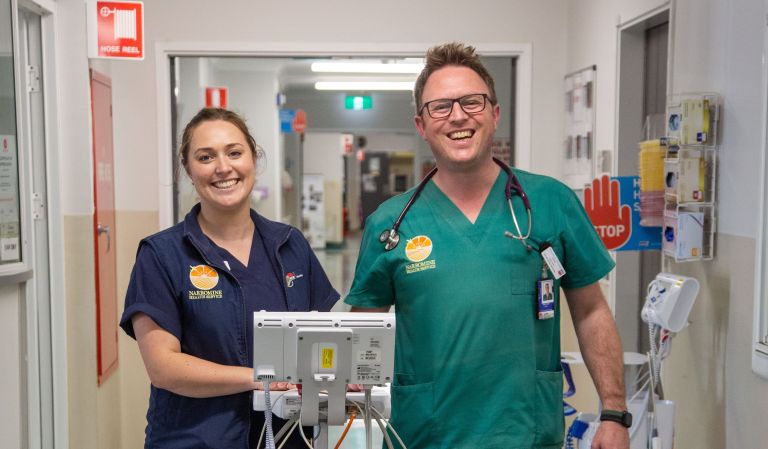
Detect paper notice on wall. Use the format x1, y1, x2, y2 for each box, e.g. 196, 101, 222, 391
0, 135, 20, 262
302, 174, 326, 249
1, 237, 19, 261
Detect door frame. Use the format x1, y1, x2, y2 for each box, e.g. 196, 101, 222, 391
12, 0, 66, 447
612, 4, 673, 347
154, 42, 533, 229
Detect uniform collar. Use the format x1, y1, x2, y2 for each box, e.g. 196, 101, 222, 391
182, 203, 292, 264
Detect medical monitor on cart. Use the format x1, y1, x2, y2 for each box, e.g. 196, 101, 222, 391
253, 311, 395, 426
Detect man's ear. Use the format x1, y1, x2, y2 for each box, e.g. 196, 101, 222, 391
414, 114, 426, 139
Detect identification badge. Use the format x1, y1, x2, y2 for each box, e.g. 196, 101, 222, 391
536, 279, 555, 320
540, 246, 566, 280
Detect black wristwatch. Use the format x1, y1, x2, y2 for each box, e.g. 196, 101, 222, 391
600, 409, 633, 428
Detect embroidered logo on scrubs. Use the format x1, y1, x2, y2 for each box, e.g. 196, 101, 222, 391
404, 235, 436, 274
286, 272, 304, 288
189, 264, 219, 290
404, 235, 433, 262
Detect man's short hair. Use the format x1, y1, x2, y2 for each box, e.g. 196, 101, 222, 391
413, 42, 498, 114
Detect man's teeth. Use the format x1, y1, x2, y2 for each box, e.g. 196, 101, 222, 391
214, 179, 238, 188
449, 130, 474, 140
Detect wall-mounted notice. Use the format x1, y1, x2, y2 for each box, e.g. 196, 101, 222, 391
564, 66, 596, 190
302, 174, 325, 249
0, 135, 20, 263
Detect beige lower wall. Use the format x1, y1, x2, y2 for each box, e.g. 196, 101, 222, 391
0, 283, 22, 449
116, 210, 159, 449
65, 214, 101, 449
66, 211, 159, 449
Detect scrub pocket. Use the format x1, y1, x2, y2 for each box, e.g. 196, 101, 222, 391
532, 369, 565, 446
389, 381, 435, 448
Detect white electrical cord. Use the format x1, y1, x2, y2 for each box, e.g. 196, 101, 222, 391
297, 411, 314, 449
346, 399, 402, 449
258, 392, 294, 448
276, 419, 300, 449
344, 399, 395, 449
368, 404, 409, 449
263, 381, 276, 449
274, 414, 300, 447
628, 387, 651, 440
374, 416, 396, 449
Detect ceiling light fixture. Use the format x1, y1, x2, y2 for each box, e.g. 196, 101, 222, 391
311, 61, 424, 74
314, 81, 415, 91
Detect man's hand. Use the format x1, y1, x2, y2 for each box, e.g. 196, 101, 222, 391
590, 421, 629, 449
584, 175, 631, 250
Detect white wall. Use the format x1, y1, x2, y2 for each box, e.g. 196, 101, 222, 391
303, 133, 344, 181
56, 0, 94, 216
303, 133, 345, 244
566, 1, 768, 448
668, 1, 768, 447
214, 67, 282, 219
672, 0, 762, 238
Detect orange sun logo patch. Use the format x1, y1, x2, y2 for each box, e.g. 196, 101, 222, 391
189, 264, 219, 290
404, 235, 433, 262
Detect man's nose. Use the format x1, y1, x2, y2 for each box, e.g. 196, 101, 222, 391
448, 100, 469, 120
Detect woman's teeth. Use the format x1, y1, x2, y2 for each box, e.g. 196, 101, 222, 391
214, 179, 238, 188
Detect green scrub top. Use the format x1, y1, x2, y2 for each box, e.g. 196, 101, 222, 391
345, 168, 614, 449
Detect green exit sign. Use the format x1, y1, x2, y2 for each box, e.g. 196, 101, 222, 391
345, 95, 372, 110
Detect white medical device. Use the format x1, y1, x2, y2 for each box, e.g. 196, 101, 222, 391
253, 386, 391, 420
253, 311, 395, 426
641, 272, 699, 332
569, 272, 700, 449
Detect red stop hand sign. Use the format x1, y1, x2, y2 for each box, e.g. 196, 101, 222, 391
584, 175, 631, 250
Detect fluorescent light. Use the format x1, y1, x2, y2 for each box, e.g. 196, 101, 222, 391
315, 81, 414, 91
311, 61, 424, 74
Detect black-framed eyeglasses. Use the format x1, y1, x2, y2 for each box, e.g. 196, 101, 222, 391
419, 93, 492, 119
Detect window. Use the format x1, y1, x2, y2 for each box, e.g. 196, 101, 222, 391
0, 0, 22, 267
754, 21, 768, 379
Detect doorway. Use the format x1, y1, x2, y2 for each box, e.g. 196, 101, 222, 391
167, 55, 518, 245
615, 10, 669, 355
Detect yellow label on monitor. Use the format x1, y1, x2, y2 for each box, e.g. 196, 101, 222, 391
321, 347, 335, 369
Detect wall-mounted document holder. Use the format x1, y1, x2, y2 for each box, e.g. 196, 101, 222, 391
662, 93, 719, 263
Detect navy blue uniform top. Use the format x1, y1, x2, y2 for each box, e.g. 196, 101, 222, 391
121, 204, 339, 448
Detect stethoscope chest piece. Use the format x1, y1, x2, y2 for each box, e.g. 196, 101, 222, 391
379, 229, 400, 251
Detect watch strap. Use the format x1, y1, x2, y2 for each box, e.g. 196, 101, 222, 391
600, 409, 632, 428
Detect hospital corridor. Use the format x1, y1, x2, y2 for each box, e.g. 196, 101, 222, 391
1, 0, 768, 448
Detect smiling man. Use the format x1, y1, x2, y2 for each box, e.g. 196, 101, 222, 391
345, 43, 630, 449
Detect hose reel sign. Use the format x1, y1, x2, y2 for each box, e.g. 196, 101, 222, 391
87, 1, 144, 60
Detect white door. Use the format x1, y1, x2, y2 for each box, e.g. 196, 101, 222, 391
16, 5, 54, 449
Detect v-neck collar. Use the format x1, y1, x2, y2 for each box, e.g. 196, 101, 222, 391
206, 223, 258, 272
421, 170, 506, 245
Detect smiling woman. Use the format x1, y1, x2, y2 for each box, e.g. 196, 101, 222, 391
120, 108, 340, 448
